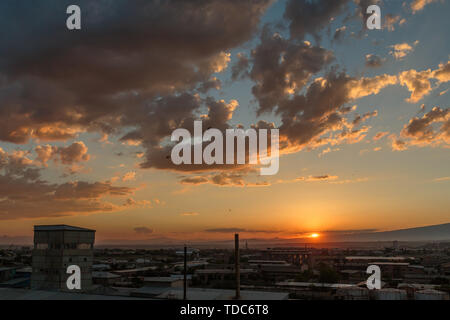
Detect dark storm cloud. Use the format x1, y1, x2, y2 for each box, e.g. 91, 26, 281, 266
0, 145, 140, 220
284, 0, 351, 40
248, 29, 335, 114
401, 107, 450, 146
231, 53, 251, 81
333, 26, 347, 42
365, 54, 385, 68
137, 95, 246, 172
0, 174, 138, 220
0, 0, 411, 188
244, 29, 396, 151
0, 0, 272, 145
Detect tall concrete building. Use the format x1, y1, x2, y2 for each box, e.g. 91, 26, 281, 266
31, 225, 95, 291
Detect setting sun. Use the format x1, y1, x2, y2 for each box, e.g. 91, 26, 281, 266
310, 233, 320, 238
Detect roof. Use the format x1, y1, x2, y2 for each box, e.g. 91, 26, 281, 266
376, 288, 406, 293
133, 287, 289, 300
398, 283, 438, 290
0, 277, 30, 287
173, 261, 209, 268
408, 265, 425, 269
371, 262, 409, 266
92, 272, 121, 279
345, 256, 411, 261
276, 282, 356, 289
416, 289, 448, 295
113, 267, 155, 274
143, 277, 182, 283
249, 260, 290, 265
0, 288, 147, 300
131, 286, 168, 297
340, 269, 362, 274
34, 225, 95, 232
0, 267, 18, 272
195, 269, 255, 274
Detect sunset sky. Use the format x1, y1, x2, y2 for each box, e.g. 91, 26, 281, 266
0, 0, 449, 243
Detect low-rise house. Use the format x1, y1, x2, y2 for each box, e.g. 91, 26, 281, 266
92, 272, 122, 286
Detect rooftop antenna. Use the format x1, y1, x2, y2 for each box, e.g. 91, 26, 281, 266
235, 234, 240, 299
183, 245, 187, 300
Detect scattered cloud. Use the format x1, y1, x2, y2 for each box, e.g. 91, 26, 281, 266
181, 212, 200, 216
434, 177, 450, 182
319, 147, 340, 158
134, 227, 153, 235
410, 0, 439, 14
389, 134, 409, 151
384, 14, 405, 31
333, 26, 347, 41
179, 169, 270, 188
373, 131, 389, 141
389, 41, 419, 60
394, 106, 450, 149
296, 175, 339, 182
122, 171, 136, 182
35, 142, 90, 166
398, 60, 450, 102
365, 54, 386, 68
204, 228, 281, 234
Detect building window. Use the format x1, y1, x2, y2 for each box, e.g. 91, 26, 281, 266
65, 243, 77, 249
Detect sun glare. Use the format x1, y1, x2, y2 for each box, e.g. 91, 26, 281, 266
310, 233, 320, 238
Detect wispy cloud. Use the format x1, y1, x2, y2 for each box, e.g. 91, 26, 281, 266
134, 227, 153, 235
181, 212, 200, 216
204, 228, 281, 234
434, 177, 450, 182
389, 41, 419, 60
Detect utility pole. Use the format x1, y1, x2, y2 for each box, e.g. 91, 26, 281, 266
235, 234, 240, 299
184, 245, 187, 300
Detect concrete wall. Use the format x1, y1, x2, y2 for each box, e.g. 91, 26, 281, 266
31, 230, 95, 292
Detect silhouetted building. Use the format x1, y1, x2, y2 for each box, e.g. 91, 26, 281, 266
31, 225, 95, 291
393, 240, 399, 251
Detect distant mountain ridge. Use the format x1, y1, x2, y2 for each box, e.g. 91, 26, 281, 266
2, 223, 449, 247
326, 223, 450, 242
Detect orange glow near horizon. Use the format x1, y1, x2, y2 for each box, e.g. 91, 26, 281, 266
310, 233, 320, 238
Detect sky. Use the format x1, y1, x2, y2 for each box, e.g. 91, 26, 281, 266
0, 0, 449, 244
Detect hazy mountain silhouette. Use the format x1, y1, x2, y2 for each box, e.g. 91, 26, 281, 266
325, 223, 450, 242
2, 223, 449, 247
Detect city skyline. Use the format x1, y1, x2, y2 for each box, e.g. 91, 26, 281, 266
0, 0, 449, 243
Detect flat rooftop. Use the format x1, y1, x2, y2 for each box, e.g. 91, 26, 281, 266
345, 256, 412, 261
276, 282, 356, 289
371, 262, 410, 266
34, 225, 95, 232
249, 260, 290, 264
92, 272, 121, 279
143, 277, 182, 283
113, 267, 156, 274
0, 288, 147, 300
132, 287, 289, 300
195, 269, 256, 274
